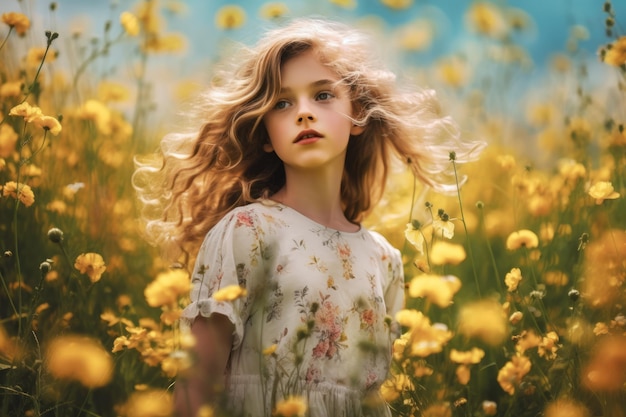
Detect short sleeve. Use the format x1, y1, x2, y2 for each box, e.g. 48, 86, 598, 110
180, 207, 267, 350
369, 231, 405, 337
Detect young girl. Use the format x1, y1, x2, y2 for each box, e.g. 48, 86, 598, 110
134, 18, 480, 417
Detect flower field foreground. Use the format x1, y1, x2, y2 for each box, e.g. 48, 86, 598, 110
1, 1, 625, 417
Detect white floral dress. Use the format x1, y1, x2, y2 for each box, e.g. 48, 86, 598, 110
181, 201, 405, 417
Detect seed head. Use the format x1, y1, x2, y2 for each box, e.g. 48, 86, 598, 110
47, 227, 64, 243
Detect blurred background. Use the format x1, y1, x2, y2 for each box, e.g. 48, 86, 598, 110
1, 2, 625, 416
2, 0, 623, 154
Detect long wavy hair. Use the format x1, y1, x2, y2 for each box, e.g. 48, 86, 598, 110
133, 18, 483, 264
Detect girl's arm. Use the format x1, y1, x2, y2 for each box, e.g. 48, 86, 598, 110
174, 313, 234, 417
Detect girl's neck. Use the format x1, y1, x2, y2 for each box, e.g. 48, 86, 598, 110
270, 169, 359, 232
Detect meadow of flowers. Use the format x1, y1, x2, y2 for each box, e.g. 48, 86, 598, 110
0, 1, 625, 417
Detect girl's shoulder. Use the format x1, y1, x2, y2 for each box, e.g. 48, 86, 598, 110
365, 229, 398, 249
364, 229, 402, 264
214, 200, 288, 231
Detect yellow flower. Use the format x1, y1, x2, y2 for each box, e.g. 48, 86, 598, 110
509, 311, 523, 325
118, 390, 173, 417
98, 81, 131, 102
404, 223, 424, 254
1, 12, 30, 35
9, 102, 43, 122
436, 56, 470, 88
213, 284, 247, 302
593, 322, 609, 336
456, 364, 471, 385
496, 154, 516, 170
382, 374, 414, 402
160, 350, 191, 377
543, 270, 569, 286
215, 5, 246, 30
329, 0, 356, 9
32, 115, 62, 136
422, 402, 452, 417
76, 99, 112, 135
74, 253, 107, 283
507, 7, 533, 32
144, 32, 187, 53
450, 347, 485, 364
505, 229, 539, 250
259, 3, 289, 19
526, 103, 556, 127
397, 20, 434, 52
0, 323, 21, 362
395, 308, 429, 329
497, 354, 531, 395
504, 267, 522, 292
120, 11, 140, 36
263, 344, 278, 356
538, 331, 560, 360
45, 335, 113, 388
515, 329, 542, 353
25, 46, 57, 67
273, 395, 307, 417
381, 0, 414, 10
588, 181, 620, 204
581, 230, 626, 308
0, 80, 23, 97
544, 398, 590, 417
558, 159, 586, 181
482, 401, 498, 416
408, 321, 453, 357
0, 124, 18, 158
144, 269, 191, 307
458, 299, 509, 346
408, 274, 461, 308
2, 181, 35, 207
601, 36, 626, 67
379, 377, 400, 402
196, 405, 216, 417
465, 2, 508, 38
135, 1, 163, 35
430, 241, 466, 265
582, 335, 626, 392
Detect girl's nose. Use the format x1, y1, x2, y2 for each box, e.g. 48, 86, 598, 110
296, 100, 316, 124
297, 113, 315, 123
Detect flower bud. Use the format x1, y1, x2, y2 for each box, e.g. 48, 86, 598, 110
568, 288, 580, 302
39, 261, 52, 275
47, 227, 64, 243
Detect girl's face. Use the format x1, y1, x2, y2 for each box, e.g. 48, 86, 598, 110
263, 50, 363, 172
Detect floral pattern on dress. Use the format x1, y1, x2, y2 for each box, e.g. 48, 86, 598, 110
181, 202, 405, 417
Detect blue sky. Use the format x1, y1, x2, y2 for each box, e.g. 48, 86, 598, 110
2, 0, 621, 67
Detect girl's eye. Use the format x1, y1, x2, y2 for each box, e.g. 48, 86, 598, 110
316, 91, 334, 101
273, 100, 290, 110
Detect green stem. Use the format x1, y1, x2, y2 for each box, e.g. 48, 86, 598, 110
477, 204, 503, 295
0, 269, 19, 323
0, 26, 13, 52
21, 32, 58, 104
451, 159, 481, 298
407, 171, 417, 225
13, 181, 23, 339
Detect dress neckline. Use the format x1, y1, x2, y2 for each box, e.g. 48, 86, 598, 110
261, 200, 364, 235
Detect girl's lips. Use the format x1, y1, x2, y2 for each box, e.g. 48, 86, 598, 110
294, 129, 323, 143
296, 136, 321, 145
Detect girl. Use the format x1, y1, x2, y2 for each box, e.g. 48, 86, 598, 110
134, 18, 481, 417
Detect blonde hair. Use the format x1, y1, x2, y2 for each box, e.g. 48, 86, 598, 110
133, 18, 483, 263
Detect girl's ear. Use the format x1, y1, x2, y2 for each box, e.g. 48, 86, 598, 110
350, 124, 365, 136
263, 143, 274, 152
